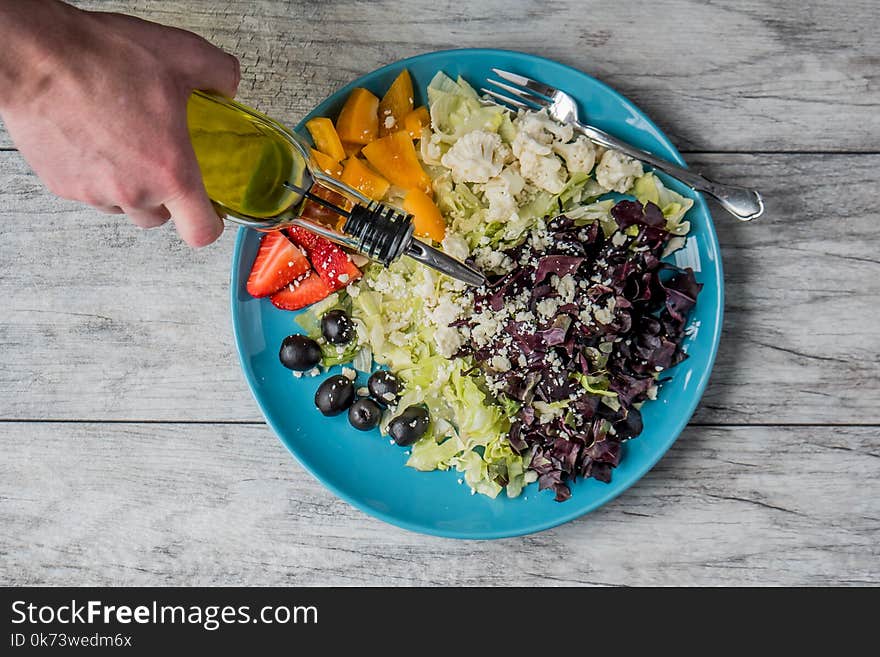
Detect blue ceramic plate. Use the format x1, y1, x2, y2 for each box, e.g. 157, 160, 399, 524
231, 49, 723, 539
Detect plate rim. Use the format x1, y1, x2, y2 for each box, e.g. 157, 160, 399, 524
230, 48, 724, 539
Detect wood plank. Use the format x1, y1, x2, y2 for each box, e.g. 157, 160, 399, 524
1, 152, 877, 423
0, 0, 877, 151
0, 422, 876, 585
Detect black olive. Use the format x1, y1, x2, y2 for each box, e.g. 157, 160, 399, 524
279, 334, 322, 371
314, 375, 355, 416
321, 309, 355, 345
367, 370, 400, 405
348, 398, 383, 431
388, 405, 430, 446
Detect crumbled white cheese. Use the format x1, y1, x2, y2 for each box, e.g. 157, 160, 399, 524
383, 115, 396, 129
578, 307, 594, 324
434, 325, 463, 358
357, 386, 369, 397
490, 355, 512, 372
536, 297, 560, 318
514, 309, 535, 323
593, 297, 617, 325
595, 149, 644, 193
611, 231, 627, 247
428, 297, 461, 328
341, 367, 356, 381
553, 274, 576, 304
473, 246, 514, 274
441, 233, 470, 261
470, 315, 500, 348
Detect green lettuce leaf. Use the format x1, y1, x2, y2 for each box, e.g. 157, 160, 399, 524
427, 72, 506, 145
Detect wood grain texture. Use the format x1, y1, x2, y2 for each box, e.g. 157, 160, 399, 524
0, 422, 876, 586
0, 0, 877, 151
1, 152, 878, 423
2, 0, 879, 587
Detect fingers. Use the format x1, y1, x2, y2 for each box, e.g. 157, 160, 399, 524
179, 36, 240, 98
127, 206, 171, 229
165, 184, 224, 248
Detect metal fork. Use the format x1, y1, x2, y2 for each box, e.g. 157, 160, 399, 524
483, 69, 764, 221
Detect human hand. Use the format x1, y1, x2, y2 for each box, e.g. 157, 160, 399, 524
0, 1, 240, 247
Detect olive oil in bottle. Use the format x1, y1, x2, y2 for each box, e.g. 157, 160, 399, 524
186, 90, 309, 221
184, 90, 486, 286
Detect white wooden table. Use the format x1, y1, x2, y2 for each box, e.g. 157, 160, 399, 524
1, 0, 878, 586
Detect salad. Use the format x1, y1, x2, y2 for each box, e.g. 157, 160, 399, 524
246, 69, 701, 502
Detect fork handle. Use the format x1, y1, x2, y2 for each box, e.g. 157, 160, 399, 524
575, 124, 764, 221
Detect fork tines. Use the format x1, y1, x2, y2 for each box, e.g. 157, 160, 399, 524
482, 68, 557, 112
492, 69, 558, 98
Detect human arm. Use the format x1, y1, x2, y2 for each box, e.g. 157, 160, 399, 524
0, 0, 240, 246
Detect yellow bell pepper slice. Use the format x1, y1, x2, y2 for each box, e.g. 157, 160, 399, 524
340, 157, 390, 201
310, 148, 343, 178
378, 70, 414, 137
403, 188, 446, 242
305, 117, 346, 162
361, 131, 432, 195
335, 88, 379, 145
342, 141, 362, 158
403, 106, 430, 139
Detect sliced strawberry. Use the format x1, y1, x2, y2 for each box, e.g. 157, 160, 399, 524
286, 225, 323, 251
269, 271, 332, 311
308, 238, 362, 291
246, 231, 310, 298
287, 228, 362, 291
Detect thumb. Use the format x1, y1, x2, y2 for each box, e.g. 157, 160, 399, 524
180, 37, 241, 98
166, 186, 225, 248
164, 149, 225, 248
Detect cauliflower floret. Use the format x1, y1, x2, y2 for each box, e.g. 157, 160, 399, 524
481, 176, 518, 223
478, 165, 527, 225
595, 149, 643, 193
511, 127, 551, 159
553, 135, 597, 175
511, 120, 567, 194
440, 130, 508, 183
516, 109, 573, 145
497, 164, 525, 196
513, 130, 566, 193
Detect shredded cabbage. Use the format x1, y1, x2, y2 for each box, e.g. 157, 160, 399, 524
427, 73, 506, 145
